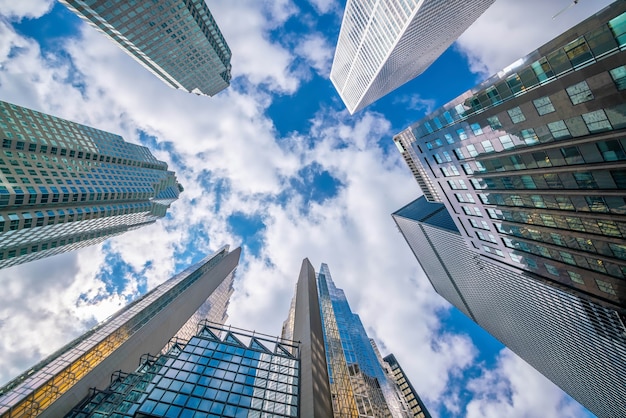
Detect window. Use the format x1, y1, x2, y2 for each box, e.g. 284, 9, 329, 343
444, 133, 454, 144
586, 196, 609, 212
573, 172, 597, 189
597, 140, 626, 161
486, 116, 502, 130
582, 110, 612, 133
481, 140, 495, 153
568, 271, 584, 284
462, 163, 473, 175
610, 66, 626, 90
564, 37, 593, 67
533, 96, 555, 115
560, 146, 584, 164
595, 279, 616, 295
609, 242, 626, 260
547, 120, 571, 139
456, 128, 468, 140
454, 148, 466, 160
466, 144, 478, 157
545, 263, 560, 276
498, 135, 514, 149
566, 81, 593, 104
507, 106, 526, 123
470, 123, 483, 135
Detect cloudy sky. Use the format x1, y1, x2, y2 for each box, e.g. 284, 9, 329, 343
0, 0, 615, 416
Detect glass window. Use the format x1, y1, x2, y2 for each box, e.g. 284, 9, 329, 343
547, 120, 571, 139
564, 37, 593, 67
499, 135, 514, 150
533, 96, 555, 115
507, 106, 526, 123
582, 110, 612, 133
466, 144, 478, 157
595, 278, 616, 295
470, 123, 483, 135
609, 12, 626, 47
457, 128, 468, 140
545, 264, 560, 276
481, 140, 495, 153
573, 172, 597, 189
586, 196, 609, 212
597, 140, 626, 161
560, 146, 585, 164
486, 116, 502, 130
520, 129, 539, 145
444, 133, 454, 144
609, 65, 626, 90
454, 148, 466, 160
531, 57, 554, 82
566, 81, 593, 104
506, 74, 524, 94
568, 271, 584, 284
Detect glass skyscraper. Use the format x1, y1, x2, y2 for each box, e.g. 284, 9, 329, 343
394, 1, 626, 311
49, 258, 430, 418
393, 197, 626, 418
330, 0, 494, 114
283, 260, 430, 417
60, 0, 232, 96
0, 246, 240, 418
0, 100, 181, 270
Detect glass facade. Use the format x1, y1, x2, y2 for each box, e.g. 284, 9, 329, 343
393, 2, 626, 310
0, 246, 240, 418
67, 322, 300, 418
382, 355, 431, 418
60, 0, 232, 96
0, 100, 182, 270
330, 0, 494, 113
315, 264, 418, 417
393, 197, 626, 418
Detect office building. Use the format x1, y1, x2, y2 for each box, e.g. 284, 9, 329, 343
0, 100, 182, 270
55, 259, 429, 417
0, 246, 241, 418
394, 2, 626, 310
393, 197, 626, 418
330, 0, 494, 114
60, 0, 232, 96
383, 354, 432, 418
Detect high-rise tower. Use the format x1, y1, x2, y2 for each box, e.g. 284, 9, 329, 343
0, 246, 240, 418
394, 1, 626, 310
393, 197, 626, 418
330, 0, 494, 114
0, 100, 181, 270
60, 0, 232, 96
56, 259, 430, 418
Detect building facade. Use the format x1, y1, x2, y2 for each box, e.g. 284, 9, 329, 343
394, 2, 626, 310
0, 100, 182, 270
382, 355, 431, 418
330, 0, 494, 114
60, 0, 232, 96
393, 197, 626, 418
0, 246, 241, 418
283, 260, 430, 418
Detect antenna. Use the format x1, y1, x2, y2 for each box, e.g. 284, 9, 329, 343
553, 0, 580, 20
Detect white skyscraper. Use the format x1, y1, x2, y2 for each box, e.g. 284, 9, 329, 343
330, 0, 494, 114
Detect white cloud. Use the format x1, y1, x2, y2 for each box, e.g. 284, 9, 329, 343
309, 0, 338, 15
465, 349, 591, 418
294, 33, 334, 77
0, 0, 53, 21
456, 0, 615, 76
392, 93, 437, 113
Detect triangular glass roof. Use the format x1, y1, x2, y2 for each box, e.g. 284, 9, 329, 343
275, 343, 295, 358
199, 326, 220, 341
224, 332, 245, 347
249, 338, 271, 353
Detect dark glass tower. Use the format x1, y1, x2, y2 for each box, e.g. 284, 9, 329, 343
0, 100, 181, 270
0, 246, 240, 418
394, 1, 626, 310
60, 0, 232, 96
393, 197, 626, 418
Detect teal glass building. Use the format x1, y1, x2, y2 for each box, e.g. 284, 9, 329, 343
60, 0, 232, 96
394, 1, 626, 311
0, 100, 181, 270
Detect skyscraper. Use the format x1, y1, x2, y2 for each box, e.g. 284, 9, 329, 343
0, 245, 240, 418
47, 259, 428, 418
283, 260, 430, 417
0, 100, 182, 270
394, 1, 626, 310
60, 0, 232, 96
393, 197, 626, 418
330, 0, 494, 114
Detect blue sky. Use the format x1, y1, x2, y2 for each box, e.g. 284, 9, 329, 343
0, 0, 614, 417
